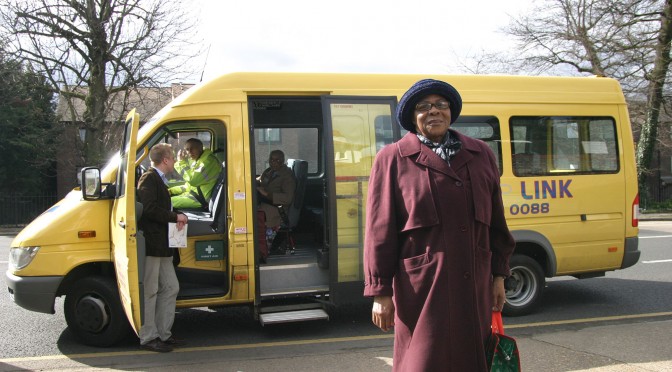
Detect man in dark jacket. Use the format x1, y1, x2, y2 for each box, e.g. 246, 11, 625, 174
137, 143, 188, 352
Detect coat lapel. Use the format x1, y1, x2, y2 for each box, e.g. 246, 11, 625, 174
397, 131, 481, 181
448, 130, 480, 172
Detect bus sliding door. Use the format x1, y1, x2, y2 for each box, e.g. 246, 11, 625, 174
321, 96, 399, 303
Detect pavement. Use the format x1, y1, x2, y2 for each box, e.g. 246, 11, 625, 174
12, 317, 669, 371
3, 317, 671, 371
0, 227, 22, 236
133, 318, 672, 372
638, 212, 672, 221
513, 317, 672, 372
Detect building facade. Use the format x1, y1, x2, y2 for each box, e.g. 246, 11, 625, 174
55, 84, 193, 198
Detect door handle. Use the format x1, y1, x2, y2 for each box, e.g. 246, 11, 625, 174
119, 221, 126, 229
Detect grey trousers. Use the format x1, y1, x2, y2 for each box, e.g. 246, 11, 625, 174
139, 256, 179, 344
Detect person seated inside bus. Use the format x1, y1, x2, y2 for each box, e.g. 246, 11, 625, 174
257, 150, 296, 258
169, 138, 221, 209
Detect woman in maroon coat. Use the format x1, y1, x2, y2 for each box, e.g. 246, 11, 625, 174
363, 79, 515, 371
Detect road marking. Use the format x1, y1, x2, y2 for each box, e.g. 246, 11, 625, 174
2, 311, 672, 363
639, 235, 672, 239
506, 311, 672, 329
642, 259, 672, 264
376, 356, 394, 366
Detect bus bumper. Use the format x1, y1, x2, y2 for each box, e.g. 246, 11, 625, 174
621, 237, 640, 269
6, 271, 62, 314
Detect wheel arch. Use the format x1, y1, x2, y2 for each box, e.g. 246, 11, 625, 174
510, 229, 556, 277
57, 261, 116, 297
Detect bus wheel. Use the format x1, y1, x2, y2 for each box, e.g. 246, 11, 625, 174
503, 254, 545, 316
64, 276, 132, 347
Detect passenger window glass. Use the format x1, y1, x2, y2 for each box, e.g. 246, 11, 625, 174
330, 103, 391, 178
250, 98, 321, 175
374, 114, 395, 152
452, 116, 502, 174
510, 116, 619, 176
136, 121, 224, 182
255, 128, 319, 174
258, 128, 281, 143
116, 116, 134, 197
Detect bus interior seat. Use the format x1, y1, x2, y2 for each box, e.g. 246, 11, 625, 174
513, 152, 546, 176
213, 147, 226, 163
181, 162, 227, 236
274, 159, 308, 252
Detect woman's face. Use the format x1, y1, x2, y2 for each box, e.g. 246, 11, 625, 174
413, 94, 452, 142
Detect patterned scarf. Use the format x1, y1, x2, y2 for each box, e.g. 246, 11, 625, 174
416, 132, 462, 164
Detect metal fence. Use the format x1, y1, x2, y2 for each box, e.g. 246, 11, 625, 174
641, 180, 672, 210
0, 193, 58, 226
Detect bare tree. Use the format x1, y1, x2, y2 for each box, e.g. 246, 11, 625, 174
496, 0, 672, 195
0, 0, 202, 166
637, 1, 672, 194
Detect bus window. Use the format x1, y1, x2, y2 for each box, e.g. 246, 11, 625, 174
374, 114, 395, 152
510, 116, 619, 176
452, 116, 502, 174
250, 97, 322, 175
136, 121, 223, 180
254, 127, 319, 175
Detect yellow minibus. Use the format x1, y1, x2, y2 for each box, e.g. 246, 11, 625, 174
6, 73, 640, 346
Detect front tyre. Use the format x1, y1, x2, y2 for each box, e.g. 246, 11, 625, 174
64, 276, 132, 347
503, 254, 545, 316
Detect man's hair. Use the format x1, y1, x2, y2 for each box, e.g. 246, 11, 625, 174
270, 149, 285, 162
186, 138, 204, 151
149, 143, 173, 165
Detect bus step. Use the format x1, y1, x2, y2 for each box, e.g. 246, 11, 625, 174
259, 309, 329, 326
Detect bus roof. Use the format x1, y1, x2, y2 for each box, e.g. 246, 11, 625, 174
165, 72, 626, 112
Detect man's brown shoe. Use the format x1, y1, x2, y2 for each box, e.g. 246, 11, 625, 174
163, 336, 186, 347
141, 338, 173, 353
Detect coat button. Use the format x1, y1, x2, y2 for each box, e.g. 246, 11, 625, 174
459, 225, 467, 232
455, 181, 462, 187
463, 272, 471, 279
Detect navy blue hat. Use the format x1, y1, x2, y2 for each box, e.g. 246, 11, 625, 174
396, 79, 462, 132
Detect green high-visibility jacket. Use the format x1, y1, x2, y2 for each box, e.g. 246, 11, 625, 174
169, 149, 221, 205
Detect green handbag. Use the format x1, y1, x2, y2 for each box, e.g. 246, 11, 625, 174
485, 332, 521, 372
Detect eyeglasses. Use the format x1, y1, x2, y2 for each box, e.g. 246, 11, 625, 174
269, 158, 283, 163
415, 100, 450, 112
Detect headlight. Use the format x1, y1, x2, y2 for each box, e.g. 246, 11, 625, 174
9, 246, 40, 270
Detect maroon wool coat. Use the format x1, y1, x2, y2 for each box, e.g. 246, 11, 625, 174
363, 131, 515, 371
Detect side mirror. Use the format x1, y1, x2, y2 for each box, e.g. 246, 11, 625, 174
81, 167, 102, 200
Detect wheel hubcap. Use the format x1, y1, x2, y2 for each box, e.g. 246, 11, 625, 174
75, 295, 110, 333
505, 266, 538, 308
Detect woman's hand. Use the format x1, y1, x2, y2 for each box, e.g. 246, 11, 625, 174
372, 295, 395, 332
492, 276, 506, 311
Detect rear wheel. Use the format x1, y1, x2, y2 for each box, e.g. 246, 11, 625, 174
64, 276, 132, 347
503, 254, 545, 316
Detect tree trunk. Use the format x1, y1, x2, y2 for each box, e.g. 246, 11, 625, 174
636, 0, 672, 199
82, 0, 111, 167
